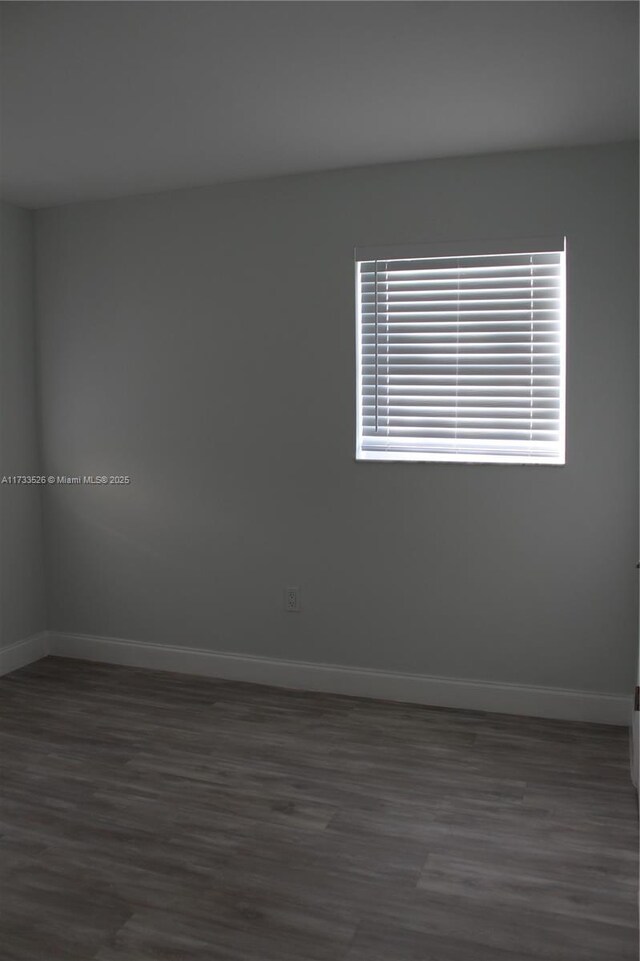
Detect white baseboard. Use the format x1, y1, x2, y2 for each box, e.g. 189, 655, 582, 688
0, 632, 50, 676
49, 631, 630, 726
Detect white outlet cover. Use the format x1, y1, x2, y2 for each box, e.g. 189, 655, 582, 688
285, 587, 300, 612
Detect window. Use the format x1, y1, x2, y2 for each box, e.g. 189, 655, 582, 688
355, 238, 566, 464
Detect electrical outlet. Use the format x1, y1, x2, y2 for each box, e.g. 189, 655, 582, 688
284, 587, 300, 612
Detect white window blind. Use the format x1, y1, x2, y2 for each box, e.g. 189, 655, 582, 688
356, 238, 566, 464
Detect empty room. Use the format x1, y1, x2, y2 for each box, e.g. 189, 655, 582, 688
0, 1, 639, 959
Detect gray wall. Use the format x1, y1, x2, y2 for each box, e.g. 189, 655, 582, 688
0, 202, 46, 647
35, 143, 639, 695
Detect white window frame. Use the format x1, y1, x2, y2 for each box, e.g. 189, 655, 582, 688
355, 237, 566, 465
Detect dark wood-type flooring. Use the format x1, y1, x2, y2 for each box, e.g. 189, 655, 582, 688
0, 657, 637, 960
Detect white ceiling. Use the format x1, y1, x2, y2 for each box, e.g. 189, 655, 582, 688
1, 1, 638, 208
